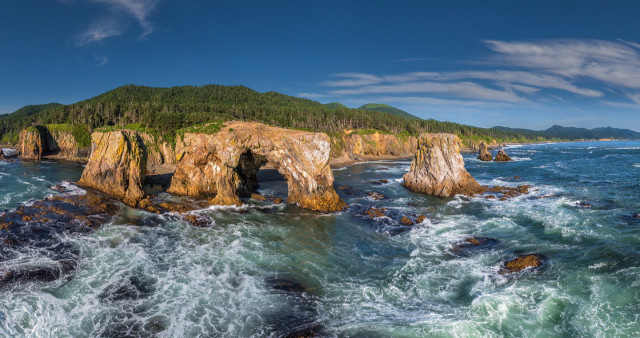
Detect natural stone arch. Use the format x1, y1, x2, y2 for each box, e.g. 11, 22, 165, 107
169, 122, 347, 212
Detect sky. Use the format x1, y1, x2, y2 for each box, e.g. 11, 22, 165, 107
2, 0, 640, 130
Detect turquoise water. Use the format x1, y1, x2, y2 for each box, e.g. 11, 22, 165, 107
2, 141, 640, 337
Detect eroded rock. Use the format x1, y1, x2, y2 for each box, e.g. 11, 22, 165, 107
168, 122, 346, 213
402, 133, 484, 197
78, 130, 147, 207
499, 254, 545, 274
19, 127, 45, 160
477, 142, 493, 161
367, 192, 385, 200
494, 149, 512, 162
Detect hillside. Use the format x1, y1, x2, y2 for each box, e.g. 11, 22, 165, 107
493, 125, 640, 140
0, 84, 544, 145
2, 103, 62, 118
324, 102, 349, 110
358, 103, 421, 120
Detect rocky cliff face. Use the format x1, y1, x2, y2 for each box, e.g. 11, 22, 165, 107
169, 121, 346, 212
78, 131, 148, 207
139, 132, 175, 173
402, 133, 483, 197
332, 131, 417, 161
477, 142, 493, 161
45, 130, 90, 161
19, 126, 90, 162
19, 128, 44, 160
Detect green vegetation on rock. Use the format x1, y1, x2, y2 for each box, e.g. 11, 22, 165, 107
45, 124, 92, 148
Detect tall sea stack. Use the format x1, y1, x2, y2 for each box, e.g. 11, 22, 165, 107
477, 142, 493, 161
403, 133, 483, 197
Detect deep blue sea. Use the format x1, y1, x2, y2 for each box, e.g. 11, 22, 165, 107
2, 141, 640, 337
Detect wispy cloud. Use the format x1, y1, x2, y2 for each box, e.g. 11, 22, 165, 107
74, 0, 160, 45
94, 55, 109, 66
312, 39, 640, 108
485, 39, 640, 89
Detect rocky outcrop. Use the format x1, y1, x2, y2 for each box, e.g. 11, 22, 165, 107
402, 133, 483, 197
494, 149, 512, 162
78, 130, 148, 207
0, 150, 5, 160
477, 142, 493, 161
19, 125, 90, 162
19, 128, 45, 160
499, 254, 545, 274
334, 131, 418, 161
169, 121, 346, 212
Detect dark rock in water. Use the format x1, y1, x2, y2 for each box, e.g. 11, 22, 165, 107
336, 186, 352, 190
284, 325, 323, 338
99, 274, 156, 303
158, 201, 195, 213
367, 192, 385, 200
576, 201, 592, 208
251, 193, 268, 201
0, 266, 61, 284
494, 149, 512, 162
485, 185, 530, 200
477, 142, 492, 161
272, 197, 284, 204
416, 214, 427, 223
450, 237, 498, 256
265, 277, 307, 294
368, 179, 389, 186
633, 213, 640, 219
49, 184, 68, 193
499, 254, 545, 274
0, 189, 116, 285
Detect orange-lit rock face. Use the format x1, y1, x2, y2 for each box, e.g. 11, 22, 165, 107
78, 130, 147, 207
403, 133, 483, 197
19, 129, 44, 160
169, 121, 346, 213
477, 142, 493, 161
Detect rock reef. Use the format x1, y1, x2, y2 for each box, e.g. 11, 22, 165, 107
169, 122, 346, 212
477, 142, 493, 161
402, 133, 483, 197
494, 149, 512, 162
78, 130, 148, 207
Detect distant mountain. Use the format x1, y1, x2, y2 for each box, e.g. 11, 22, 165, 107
324, 102, 349, 110
358, 103, 421, 120
3, 103, 62, 118
492, 125, 640, 140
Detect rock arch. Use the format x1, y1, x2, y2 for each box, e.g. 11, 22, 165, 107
169, 122, 346, 212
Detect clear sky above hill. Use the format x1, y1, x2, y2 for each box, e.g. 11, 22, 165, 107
2, 0, 640, 130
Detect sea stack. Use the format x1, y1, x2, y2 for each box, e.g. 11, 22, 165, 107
402, 133, 483, 197
494, 149, 513, 162
477, 142, 493, 161
19, 127, 45, 160
169, 121, 347, 213
78, 130, 148, 207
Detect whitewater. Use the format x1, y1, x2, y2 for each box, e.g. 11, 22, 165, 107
1, 141, 640, 337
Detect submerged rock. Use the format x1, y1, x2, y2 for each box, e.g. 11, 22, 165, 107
251, 193, 268, 201
494, 149, 512, 162
451, 237, 498, 256
477, 142, 493, 161
367, 192, 385, 200
499, 254, 545, 274
402, 133, 483, 197
78, 130, 148, 208
168, 122, 346, 213
485, 185, 530, 200
364, 208, 387, 218
399, 216, 414, 226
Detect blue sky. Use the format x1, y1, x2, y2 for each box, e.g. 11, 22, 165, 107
2, 0, 640, 130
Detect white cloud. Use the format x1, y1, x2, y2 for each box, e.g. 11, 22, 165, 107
74, 0, 159, 45
328, 81, 525, 103
94, 55, 109, 66
322, 73, 383, 87
485, 39, 640, 89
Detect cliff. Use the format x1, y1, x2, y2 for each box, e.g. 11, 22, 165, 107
403, 133, 483, 197
18, 125, 90, 161
169, 121, 346, 212
332, 131, 418, 162
78, 130, 148, 207
138, 132, 175, 173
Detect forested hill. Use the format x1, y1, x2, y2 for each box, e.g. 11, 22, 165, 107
358, 103, 421, 120
1, 84, 544, 144
494, 125, 640, 140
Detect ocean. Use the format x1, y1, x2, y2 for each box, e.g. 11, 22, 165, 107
1, 141, 640, 337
